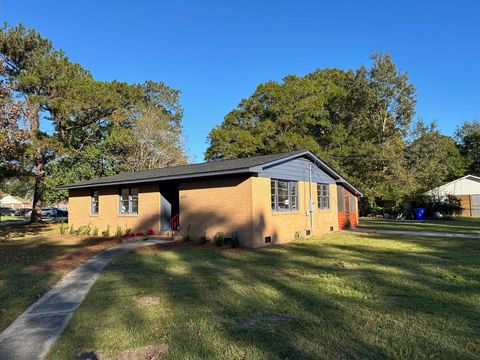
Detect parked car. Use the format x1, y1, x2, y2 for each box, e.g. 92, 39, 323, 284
41, 208, 68, 218
41, 208, 58, 217
14, 208, 32, 216
0, 207, 15, 216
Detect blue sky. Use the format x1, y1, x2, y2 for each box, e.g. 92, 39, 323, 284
2, 0, 479, 161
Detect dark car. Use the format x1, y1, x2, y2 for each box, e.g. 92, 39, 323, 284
0, 208, 15, 216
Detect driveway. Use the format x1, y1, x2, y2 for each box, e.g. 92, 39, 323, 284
0, 239, 172, 360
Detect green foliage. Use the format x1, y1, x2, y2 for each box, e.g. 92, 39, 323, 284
69, 225, 75, 235
115, 226, 122, 238
408, 120, 466, 193
0, 23, 188, 214
199, 228, 210, 245
59, 223, 68, 235
213, 232, 224, 247
92, 226, 99, 237
102, 225, 111, 238
77, 224, 92, 236
455, 120, 480, 176
295, 231, 304, 240
206, 53, 417, 206
124, 227, 133, 237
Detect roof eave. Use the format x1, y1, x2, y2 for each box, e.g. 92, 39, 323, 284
57, 168, 255, 190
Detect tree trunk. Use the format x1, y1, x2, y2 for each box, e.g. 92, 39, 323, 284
28, 101, 44, 223
30, 151, 45, 223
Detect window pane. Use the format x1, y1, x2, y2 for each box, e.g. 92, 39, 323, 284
291, 182, 297, 210
91, 191, 99, 214
271, 180, 276, 210
277, 181, 289, 209
120, 189, 129, 213
337, 187, 344, 211
130, 188, 139, 213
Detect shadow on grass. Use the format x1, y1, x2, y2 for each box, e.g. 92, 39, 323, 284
0, 225, 119, 331
47, 231, 480, 359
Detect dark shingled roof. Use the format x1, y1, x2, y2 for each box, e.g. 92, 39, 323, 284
58, 149, 362, 196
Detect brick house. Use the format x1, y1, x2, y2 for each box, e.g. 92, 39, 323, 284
59, 150, 362, 247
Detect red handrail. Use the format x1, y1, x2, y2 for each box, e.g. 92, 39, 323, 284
170, 214, 179, 231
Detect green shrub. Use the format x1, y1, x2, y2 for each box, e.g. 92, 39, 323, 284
295, 231, 304, 240
69, 225, 75, 235
213, 232, 225, 247
59, 223, 68, 235
92, 226, 99, 237
199, 227, 210, 245
102, 225, 111, 237
231, 231, 240, 248
124, 227, 133, 236
115, 226, 122, 238
78, 224, 92, 236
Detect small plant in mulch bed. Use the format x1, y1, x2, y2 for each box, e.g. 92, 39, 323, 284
199, 227, 210, 245
102, 225, 110, 237
213, 232, 224, 247
92, 226, 99, 237
115, 226, 122, 238
59, 223, 68, 235
69, 225, 75, 235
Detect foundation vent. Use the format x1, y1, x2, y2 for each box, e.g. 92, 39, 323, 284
264, 236, 272, 244
330, 226, 334, 232
306, 229, 311, 236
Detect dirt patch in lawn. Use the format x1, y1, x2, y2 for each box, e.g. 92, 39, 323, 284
133, 295, 160, 308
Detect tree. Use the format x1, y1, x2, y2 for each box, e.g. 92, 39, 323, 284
0, 61, 29, 179
455, 120, 480, 176
0, 24, 141, 221
408, 120, 465, 193
206, 53, 416, 206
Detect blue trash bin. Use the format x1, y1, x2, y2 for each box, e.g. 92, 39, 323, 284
413, 207, 426, 220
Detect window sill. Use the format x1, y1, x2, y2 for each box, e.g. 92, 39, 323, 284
272, 211, 302, 215
118, 213, 139, 217
90, 214, 99, 217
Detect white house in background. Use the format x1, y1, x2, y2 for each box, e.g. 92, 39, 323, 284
425, 175, 480, 217
0, 195, 31, 210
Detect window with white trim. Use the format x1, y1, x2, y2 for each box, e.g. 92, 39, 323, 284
119, 188, 138, 214
317, 184, 330, 209
271, 179, 298, 211
91, 190, 99, 214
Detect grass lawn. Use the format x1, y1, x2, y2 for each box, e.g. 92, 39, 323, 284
46, 232, 480, 360
359, 217, 480, 235
0, 215, 28, 222
0, 223, 118, 331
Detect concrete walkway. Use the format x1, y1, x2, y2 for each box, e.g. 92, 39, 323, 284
0, 239, 172, 360
352, 227, 480, 239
